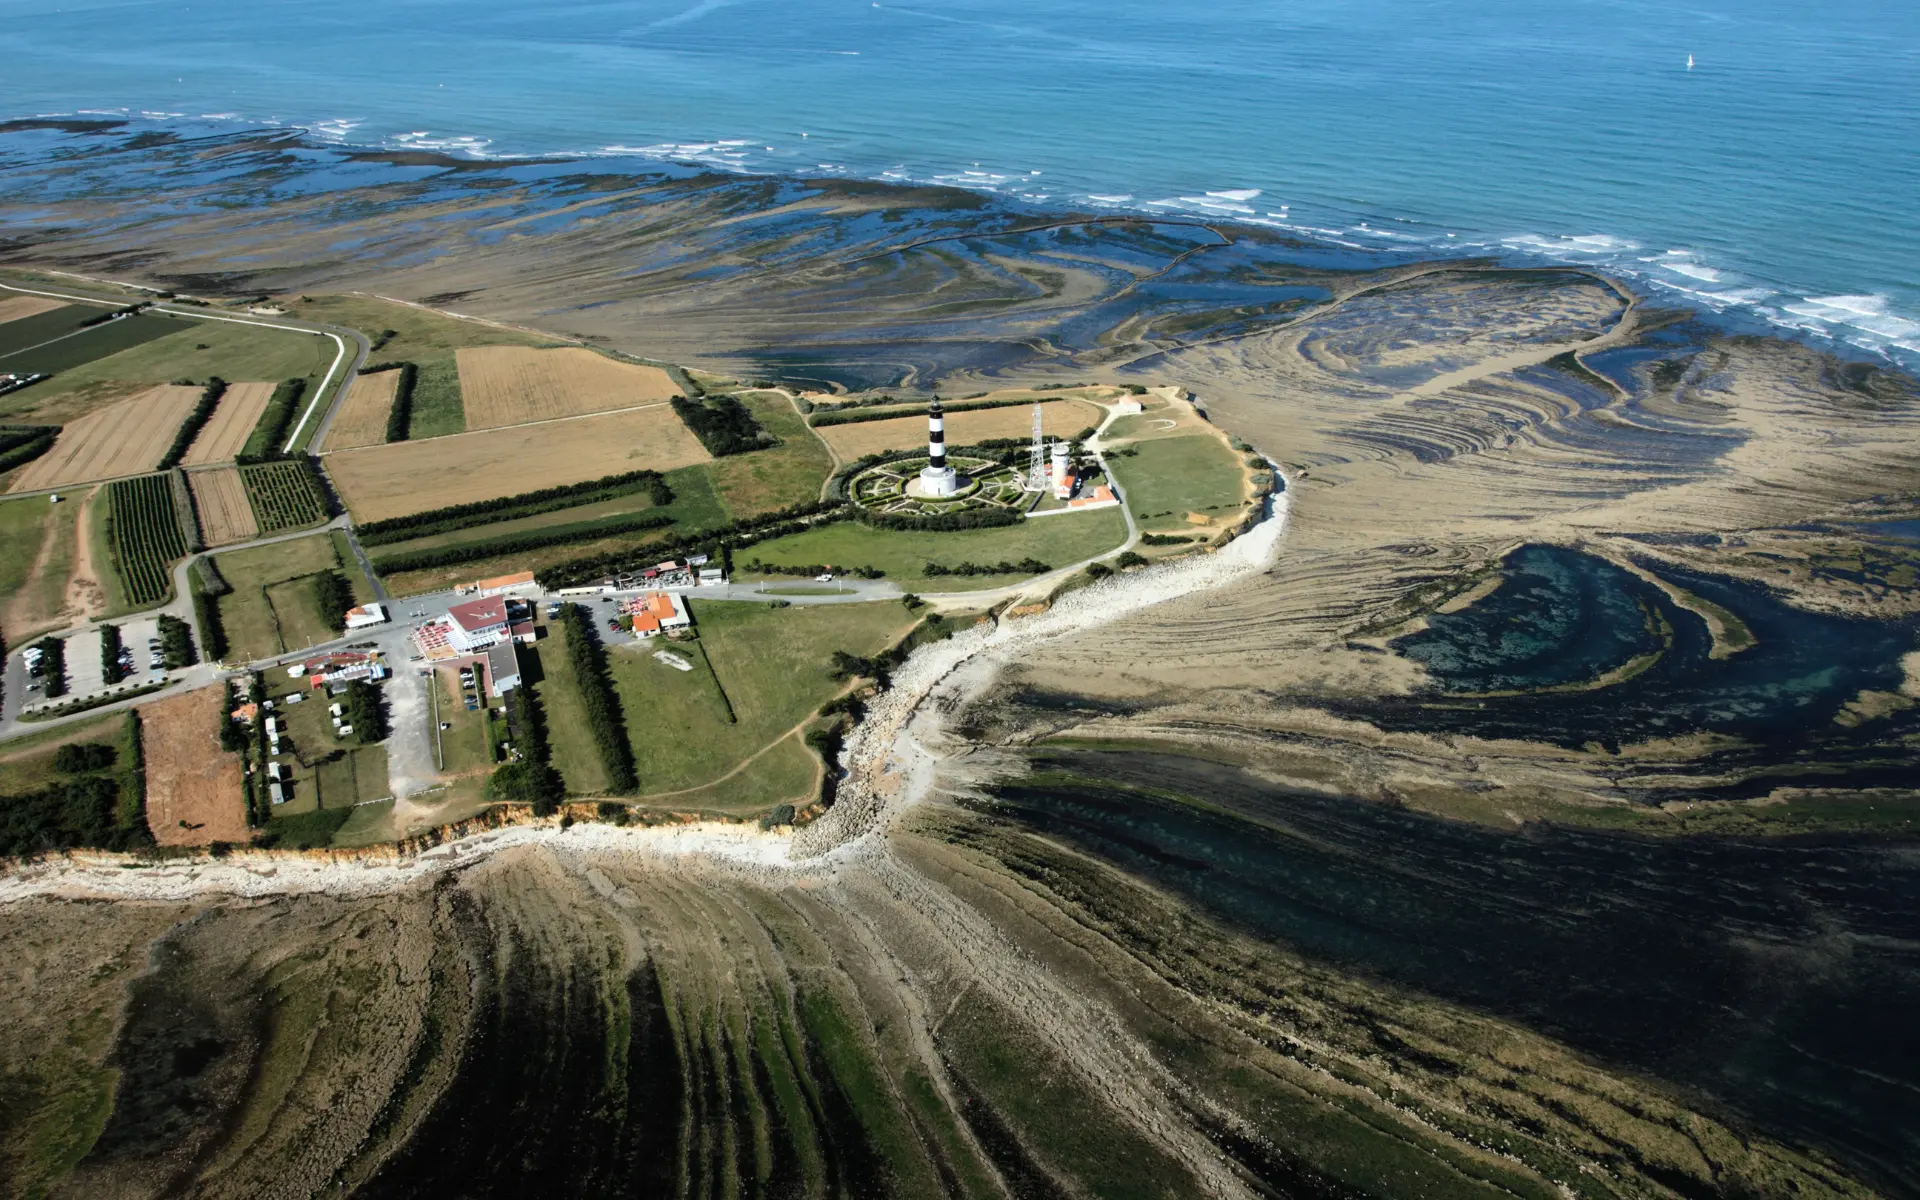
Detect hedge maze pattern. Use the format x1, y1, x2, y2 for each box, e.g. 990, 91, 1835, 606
242, 461, 329, 533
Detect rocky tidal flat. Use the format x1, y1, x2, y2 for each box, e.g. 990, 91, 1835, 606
1, 121, 1917, 1197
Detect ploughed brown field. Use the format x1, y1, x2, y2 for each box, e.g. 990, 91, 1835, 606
324, 404, 711, 522
8, 384, 200, 492
815, 397, 1103, 460
323, 368, 399, 451
187, 466, 258, 546
181, 380, 275, 465
0, 294, 68, 324
140, 684, 248, 845
455, 345, 679, 430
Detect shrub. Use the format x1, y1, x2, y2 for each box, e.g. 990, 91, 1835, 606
487, 761, 565, 814
1116, 551, 1148, 569
100, 623, 127, 686
1084, 563, 1112, 581
54, 743, 117, 773
0, 425, 60, 473
32, 636, 67, 699
343, 680, 388, 744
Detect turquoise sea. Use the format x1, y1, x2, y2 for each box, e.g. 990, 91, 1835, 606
2, 0, 1916, 363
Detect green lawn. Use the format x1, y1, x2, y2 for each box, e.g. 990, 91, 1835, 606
263, 577, 338, 657
267, 694, 389, 820
606, 599, 913, 801
211, 533, 348, 662
527, 638, 611, 796
1, 316, 334, 424
432, 668, 494, 776
1104, 434, 1246, 532
703, 391, 834, 517
743, 509, 1128, 590
330, 797, 397, 847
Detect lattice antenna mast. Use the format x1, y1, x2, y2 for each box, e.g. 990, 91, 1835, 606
1028, 402, 1046, 491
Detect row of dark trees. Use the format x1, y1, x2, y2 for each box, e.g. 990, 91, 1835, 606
0, 718, 149, 858
742, 560, 887, 579
157, 613, 198, 668
0, 424, 59, 473
356, 468, 673, 544
362, 361, 418, 442
556, 604, 637, 792
538, 498, 842, 590
370, 511, 676, 576
487, 683, 564, 816
157, 377, 226, 470
313, 569, 357, 632
236, 378, 308, 461
921, 558, 1050, 577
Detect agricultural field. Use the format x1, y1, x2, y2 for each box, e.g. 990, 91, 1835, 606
180, 380, 275, 465
743, 507, 1129, 590
209, 533, 370, 662
0, 302, 101, 362
7, 384, 200, 491
140, 684, 248, 845
102, 474, 187, 608
0, 312, 185, 377
241, 461, 328, 532
814, 397, 1101, 460
0, 492, 87, 639
323, 368, 400, 450
605, 599, 914, 801
1104, 433, 1249, 533
325, 404, 711, 523
187, 467, 259, 546
455, 346, 679, 430
405, 357, 464, 439
0, 294, 70, 328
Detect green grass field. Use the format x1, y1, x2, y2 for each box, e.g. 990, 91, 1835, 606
431, 669, 494, 777
0, 304, 100, 357
527, 637, 611, 796
1, 316, 334, 423
605, 599, 913, 802
404, 355, 465, 439
210, 533, 349, 662
289, 295, 549, 359
0, 313, 186, 378
0, 714, 125, 798
743, 509, 1128, 590
266, 695, 389, 832
1105, 434, 1246, 532
0, 494, 72, 635
703, 391, 834, 517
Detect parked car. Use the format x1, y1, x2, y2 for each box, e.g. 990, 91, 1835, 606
607, 619, 620, 632
815, 573, 834, 582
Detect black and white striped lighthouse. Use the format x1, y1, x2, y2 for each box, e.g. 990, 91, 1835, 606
917, 397, 961, 496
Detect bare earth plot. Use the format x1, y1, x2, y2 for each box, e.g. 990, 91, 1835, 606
325, 404, 711, 522
141, 684, 248, 846
816, 397, 1102, 459
0, 295, 68, 324
323, 368, 399, 450
455, 346, 679, 430
181, 380, 274, 465
8, 384, 200, 492
188, 467, 259, 545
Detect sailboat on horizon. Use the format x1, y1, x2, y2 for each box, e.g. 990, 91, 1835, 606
1687, 53, 1696, 69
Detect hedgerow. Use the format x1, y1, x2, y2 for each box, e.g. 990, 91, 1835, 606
672, 394, 775, 457
356, 469, 674, 544
157, 377, 225, 469
555, 604, 637, 793
370, 511, 676, 575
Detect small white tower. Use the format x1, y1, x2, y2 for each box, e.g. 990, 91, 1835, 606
1050, 442, 1073, 499
917, 399, 960, 497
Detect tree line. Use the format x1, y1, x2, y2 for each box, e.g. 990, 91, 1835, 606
808, 394, 1064, 428
536, 498, 844, 590
0, 715, 150, 858
921, 558, 1050, 577
370, 510, 677, 575
361, 361, 418, 442
0, 424, 59, 474
487, 680, 564, 815
236, 377, 308, 460
556, 604, 638, 793
356, 468, 674, 544
157, 377, 226, 470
